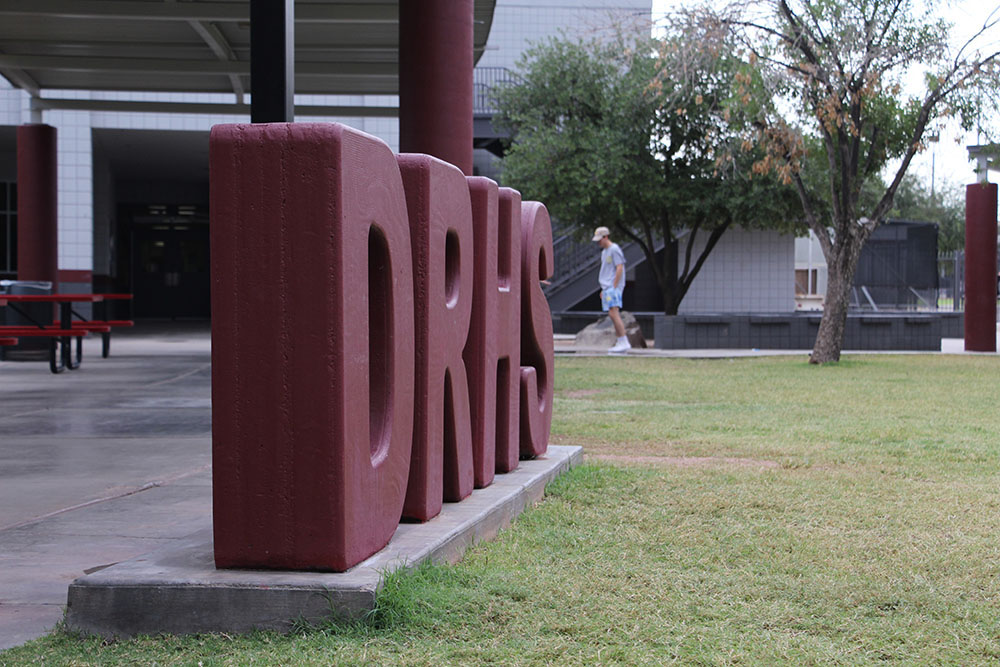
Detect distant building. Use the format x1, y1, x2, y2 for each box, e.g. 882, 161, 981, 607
795, 221, 939, 312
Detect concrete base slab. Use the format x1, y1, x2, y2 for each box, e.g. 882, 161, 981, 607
65, 445, 582, 639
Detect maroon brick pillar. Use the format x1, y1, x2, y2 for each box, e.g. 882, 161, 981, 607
964, 182, 998, 352
16, 124, 58, 283
399, 0, 474, 175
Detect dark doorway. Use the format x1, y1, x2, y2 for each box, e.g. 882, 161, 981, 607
129, 206, 210, 319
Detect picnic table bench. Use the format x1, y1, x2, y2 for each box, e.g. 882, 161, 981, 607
0, 293, 133, 373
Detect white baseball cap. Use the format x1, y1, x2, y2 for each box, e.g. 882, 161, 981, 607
592, 226, 610, 241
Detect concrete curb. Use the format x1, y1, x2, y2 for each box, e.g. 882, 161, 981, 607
64, 445, 583, 638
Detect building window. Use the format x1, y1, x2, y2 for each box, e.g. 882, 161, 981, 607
795, 268, 817, 295
0, 182, 16, 273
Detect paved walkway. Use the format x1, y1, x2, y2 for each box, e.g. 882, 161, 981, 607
1, 322, 996, 651
556, 330, 1000, 357
0, 324, 213, 651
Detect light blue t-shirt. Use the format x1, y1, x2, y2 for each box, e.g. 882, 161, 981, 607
599, 242, 625, 290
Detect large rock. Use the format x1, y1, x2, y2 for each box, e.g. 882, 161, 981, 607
573, 311, 647, 349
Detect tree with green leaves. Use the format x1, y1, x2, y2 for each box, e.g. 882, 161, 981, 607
727, 0, 1000, 362
890, 174, 965, 253
495, 17, 802, 315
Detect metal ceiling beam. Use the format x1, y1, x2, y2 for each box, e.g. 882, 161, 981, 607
0, 69, 39, 96
0, 54, 396, 77
0, 54, 248, 75
33, 97, 398, 117
0, 1, 395, 24
188, 22, 239, 62
169, 0, 246, 104
188, 21, 246, 102
0, 0, 494, 99
0, 40, 400, 53
0, 47, 40, 96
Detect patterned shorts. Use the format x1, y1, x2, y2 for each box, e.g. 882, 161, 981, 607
601, 287, 623, 311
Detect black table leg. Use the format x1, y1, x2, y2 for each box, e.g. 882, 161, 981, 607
60, 302, 80, 370
48, 337, 65, 374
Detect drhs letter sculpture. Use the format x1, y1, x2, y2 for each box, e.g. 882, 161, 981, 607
210, 123, 555, 572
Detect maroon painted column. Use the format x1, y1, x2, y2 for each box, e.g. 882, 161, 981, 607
964, 182, 998, 352
399, 0, 474, 175
16, 124, 58, 283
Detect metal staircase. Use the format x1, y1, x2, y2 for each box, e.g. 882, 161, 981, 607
469, 66, 665, 310
543, 230, 664, 313
473, 67, 518, 156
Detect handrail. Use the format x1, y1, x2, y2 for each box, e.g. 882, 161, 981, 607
860, 286, 879, 311
474, 66, 520, 115
544, 230, 668, 306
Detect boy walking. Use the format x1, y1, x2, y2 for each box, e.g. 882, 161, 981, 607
592, 226, 630, 354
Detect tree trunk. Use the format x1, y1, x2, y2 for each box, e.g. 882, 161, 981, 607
659, 239, 680, 315
810, 267, 851, 363
810, 234, 866, 363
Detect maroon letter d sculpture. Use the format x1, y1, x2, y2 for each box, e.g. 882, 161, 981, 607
210, 124, 415, 571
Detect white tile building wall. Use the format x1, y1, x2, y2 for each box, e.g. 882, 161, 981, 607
478, 1, 651, 69
0, 85, 403, 277
52, 112, 94, 271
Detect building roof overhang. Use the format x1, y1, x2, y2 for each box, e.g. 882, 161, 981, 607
0, 0, 497, 117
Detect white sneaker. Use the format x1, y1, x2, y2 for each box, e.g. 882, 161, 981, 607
607, 339, 631, 354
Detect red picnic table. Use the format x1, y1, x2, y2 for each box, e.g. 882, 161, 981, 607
0, 293, 133, 373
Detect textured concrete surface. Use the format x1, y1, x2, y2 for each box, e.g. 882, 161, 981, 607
64, 445, 581, 639
211, 124, 420, 572
0, 323, 213, 651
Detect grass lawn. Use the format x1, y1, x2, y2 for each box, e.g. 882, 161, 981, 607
5, 354, 1000, 665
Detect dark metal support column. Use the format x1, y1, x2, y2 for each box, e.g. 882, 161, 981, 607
250, 0, 294, 123
399, 0, 474, 175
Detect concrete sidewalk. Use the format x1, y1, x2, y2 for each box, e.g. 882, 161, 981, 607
555, 326, 1000, 357
1, 322, 996, 651
0, 323, 214, 651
